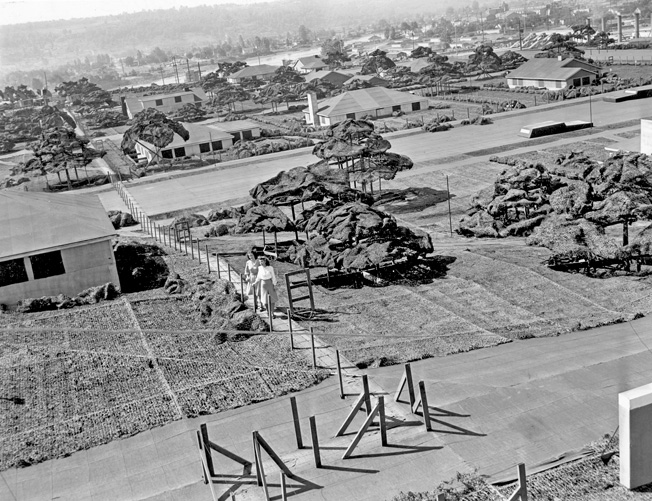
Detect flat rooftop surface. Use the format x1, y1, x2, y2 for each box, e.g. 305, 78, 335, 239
4, 315, 652, 500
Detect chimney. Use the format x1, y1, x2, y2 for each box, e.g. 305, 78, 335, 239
307, 92, 319, 126
558, 55, 563, 61
635, 8, 641, 39
120, 96, 128, 117
617, 12, 623, 42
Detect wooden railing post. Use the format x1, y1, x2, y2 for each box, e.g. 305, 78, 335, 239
310, 327, 317, 369
290, 396, 303, 449
309, 416, 321, 468
336, 350, 344, 399
362, 375, 372, 415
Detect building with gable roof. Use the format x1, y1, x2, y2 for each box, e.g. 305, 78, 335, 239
0, 191, 120, 306
303, 87, 428, 126
293, 56, 329, 74
304, 70, 353, 87
123, 88, 206, 119
226, 65, 280, 83
506, 56, 601, 90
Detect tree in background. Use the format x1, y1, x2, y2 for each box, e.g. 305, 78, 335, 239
298, 25, 311, 44
321, 38, 350, 68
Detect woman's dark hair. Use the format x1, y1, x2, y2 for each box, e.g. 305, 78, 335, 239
246, 251, 256, 260
259, 256, 270, 266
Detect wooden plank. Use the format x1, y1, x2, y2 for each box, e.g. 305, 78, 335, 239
253, 431, 262, 486
379, 396, 388, 447
290, 396, 303, 449
255, 437, 270, 500
419, 381, 432, 432
306, 268, 315, 311
362, 375, 372, 415
281, 472, 288, 501
405, 364, 415, 407
196, 431, 218, 500
200, 424, 215, 476
309, 416, 322, 468
290, 294, 311, 301
256, 433, 296, 479
206, 440, 251, 467
394, 371, 407, 403
335, 392, 365, 436
310, 328, 317, 369
336, 350, 344, 399
342, 402, 380, 459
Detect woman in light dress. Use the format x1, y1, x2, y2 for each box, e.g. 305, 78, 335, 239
254, 256, 278, 314
243, 252, 260, 301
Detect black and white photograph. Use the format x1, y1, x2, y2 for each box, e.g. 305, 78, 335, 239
2, 0, 652, 499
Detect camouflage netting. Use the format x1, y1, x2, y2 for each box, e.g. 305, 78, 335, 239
460, 151, 652, 265
249, 160, 370, 205
113, 241, 169, 293
526, 214, 624, 261
627, 222, 652, 255
234, 204, 295, 233
285, 201, 433, 270
107, 210, 137, 229
350, 153, 414, 182
16, 283, 120, 313
121, 108, 189, 152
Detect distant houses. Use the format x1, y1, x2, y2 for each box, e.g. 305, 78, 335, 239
292, 56, 328, 74
304, 87, 428, 126
226, 65, 280, 84
0, 191, 120, 306
123, 89, 206, 119
506, 57, 601, 90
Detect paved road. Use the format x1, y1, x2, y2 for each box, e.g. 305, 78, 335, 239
124, 94, 650, 217
5, 315, 652, 500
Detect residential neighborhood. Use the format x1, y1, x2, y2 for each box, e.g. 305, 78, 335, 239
3, 0, 652, 500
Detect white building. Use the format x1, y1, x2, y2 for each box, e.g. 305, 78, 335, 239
506, 57, 601, 90
0, 192, 120, 306
124, 89, 206, 119
304, 88, 429, 126
134, 120, 262, 163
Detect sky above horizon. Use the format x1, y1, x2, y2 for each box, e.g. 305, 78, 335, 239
0, 0, 271, 25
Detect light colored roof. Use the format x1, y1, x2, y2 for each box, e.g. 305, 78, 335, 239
0, 191, 116, 260
304, 70, 352, 83
210, 120, 261, 133
296, 56, 325, 67
302, 60, 328, 69
229, 65, 280, 79
138, 122, 231, 151
508, 58, 600, 81
314, 87, 426, 117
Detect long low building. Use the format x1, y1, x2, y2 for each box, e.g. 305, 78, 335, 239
0, 191, 120, 306
506, 56, 601, 90
134, 120, 262, 163
304, 87, 429, 126
123, 89, 206, 119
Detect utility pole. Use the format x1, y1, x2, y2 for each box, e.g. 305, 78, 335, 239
159, 66, 165, 85
172, 56, 180, 84
197, 62, 202, 81
518, 18, 523, 50
120, 58, 126, 76
186, 57, 191, 83
43, 71, 49, 105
